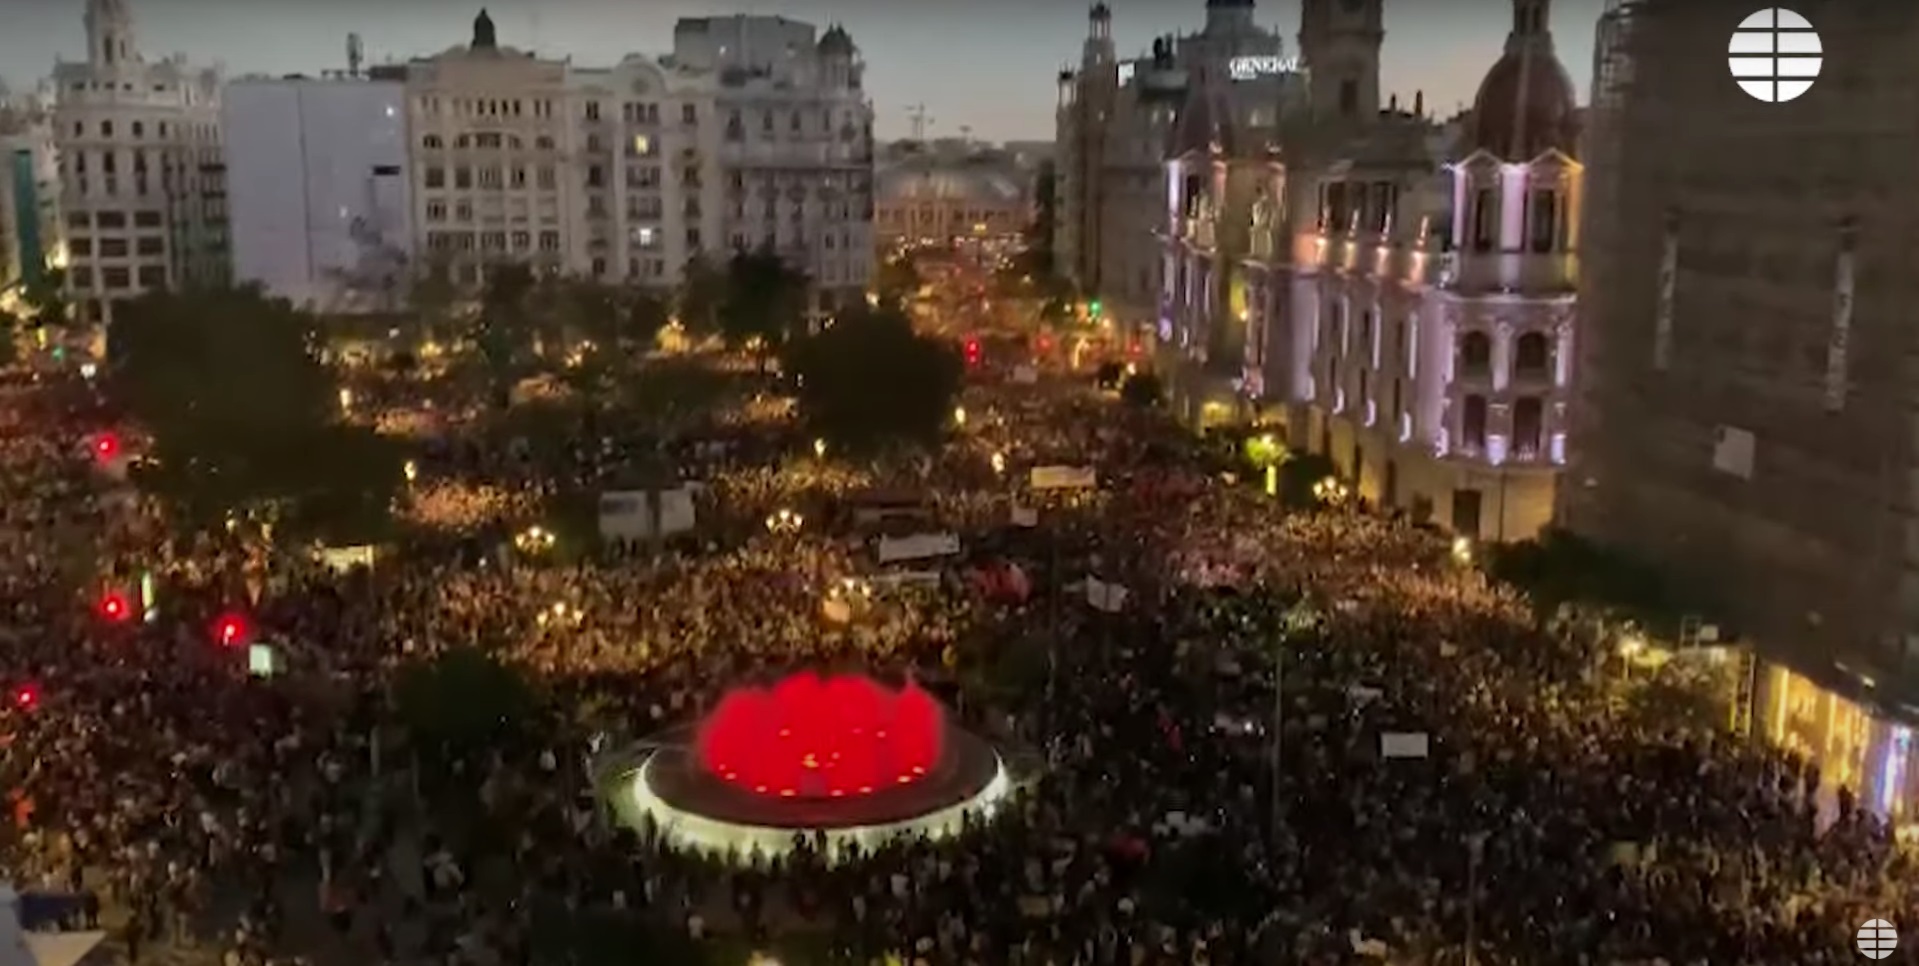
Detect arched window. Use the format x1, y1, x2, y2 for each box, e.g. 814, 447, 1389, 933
1459, 331, 1492, 377
1462, 395, 1489, 451
1513, 331, 1550, 377
1513, 397, 1544, 456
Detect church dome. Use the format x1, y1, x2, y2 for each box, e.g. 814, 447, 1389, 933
1466, 0, 1578, 161
818, 25, 855, 56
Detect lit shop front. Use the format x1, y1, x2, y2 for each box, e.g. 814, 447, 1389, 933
1753, 660, 1917, 840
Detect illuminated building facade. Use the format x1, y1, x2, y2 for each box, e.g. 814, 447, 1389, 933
875, 154, 1030, 247
1230, 0, 1579, 539
1566, 0, 1919, 691
0, 96, 64, 307
52, 0, 227, 324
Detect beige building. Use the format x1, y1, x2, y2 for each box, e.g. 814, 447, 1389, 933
403, 11, 872, 314
51, 0, 227, 324
875, 153, 1029, 247
1565, 0, 1919, 690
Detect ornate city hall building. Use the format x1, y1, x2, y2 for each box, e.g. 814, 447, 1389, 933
1167, 0, 1580, 539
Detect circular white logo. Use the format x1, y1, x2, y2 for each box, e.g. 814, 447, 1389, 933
1727, 8, 1822, 103
1857, 919, 1899, 960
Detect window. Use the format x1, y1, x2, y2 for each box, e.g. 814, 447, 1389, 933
535, 135, 555, 150
100, 120, 113, 137
586, 165, 604, 188
476, 132, 502, 149
635, 226, 658, 247
585, 101, 602, 121
586, 134, 602, 153
538, 230, 560, 252
481, 231, 505, 251
133, 211, 162, 228
682, 103, 698, 125
1458, 331, 1493, 377
425, 166, 445, 189
67, 211, 90, 229
1461, 395, 1488, 451
131, 121, 144, 138
423, 134, 443, 149
536, 166, 556, 189
102, 266, 131, 289
686, 227, 701, 248
136, 266, 166, 288
511, 230, 530, 251
591, 257, 607, 277
455, 201, 473, 221
70, 238, 93, 256
1338, 79, 1358, 116
98, 238, 129, 257
1471, 188, 1496, 251
511, 166, 526, 188
1512, 397, 1544, 456
426, 201, 447, 222
478, 166, 502, 188
70, 267, 93, 287
1529, 188, 1558, 253
1513, 331, 1551, 377
631, 134, 654, 157
135, 237, 163, 256
454, 166, 472, 189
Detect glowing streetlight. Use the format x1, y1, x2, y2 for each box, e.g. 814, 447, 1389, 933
990, 451, 1006, 475
813, 438, 827, 459
338, 388, 354, 411
403, 459, 418, 483
515, 525, 557, 553
765, 508, 804, 534
1450, 535, 1474, 565
953, 406, 968, 427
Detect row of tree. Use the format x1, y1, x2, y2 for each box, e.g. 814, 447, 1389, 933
100, 244, 964, 544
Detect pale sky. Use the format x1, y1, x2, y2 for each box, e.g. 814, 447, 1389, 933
1, 0, 1605, 142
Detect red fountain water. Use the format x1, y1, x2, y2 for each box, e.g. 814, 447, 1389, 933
696, 672, 946, 799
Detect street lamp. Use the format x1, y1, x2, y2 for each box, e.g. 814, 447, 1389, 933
515, 525, 556, 553
813, 438, 827, 459
953, 405, 967, 428
990, 451, 1006, 475
765, 508, 803, 534
1451, 535, 1474, 566
403, 459, 418, 484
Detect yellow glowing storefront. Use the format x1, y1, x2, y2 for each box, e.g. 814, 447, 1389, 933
1753, 661, 1917, 840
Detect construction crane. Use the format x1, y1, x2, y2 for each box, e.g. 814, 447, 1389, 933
905, 103, 932, 140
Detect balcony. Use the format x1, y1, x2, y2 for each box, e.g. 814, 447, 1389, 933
716, 141, 871, 168
1444, 249, 1579, 296
1289, 231, 1440, 288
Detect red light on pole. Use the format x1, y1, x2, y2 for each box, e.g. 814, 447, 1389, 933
212, 613, 250, 647
12, 683, 39, 709
91, 432, 120, 461
964, 338, 981, 366
98, 591, 131, 623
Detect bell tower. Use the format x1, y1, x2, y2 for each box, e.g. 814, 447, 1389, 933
1298, 0, 1384, 121
85, 0, 139, 68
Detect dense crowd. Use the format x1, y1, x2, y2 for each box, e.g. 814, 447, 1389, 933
1, 353, 1914, 966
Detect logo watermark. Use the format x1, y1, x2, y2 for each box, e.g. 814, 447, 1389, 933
1728, 8, 1821, 103
1857, 918, 1898, 960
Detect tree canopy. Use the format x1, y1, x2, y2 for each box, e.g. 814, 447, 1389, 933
716, 246, 810, 351
783, 305, 962, 452
393, 646, 537, 750
1119, 371, 1164, 408
108, 285, 403, 540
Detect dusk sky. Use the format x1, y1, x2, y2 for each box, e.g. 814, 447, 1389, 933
1, 0, 1605, 142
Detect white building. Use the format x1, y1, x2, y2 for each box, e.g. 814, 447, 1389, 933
0, 96, 65, 308
223, 75, 412, 312
401, 10, 874, 314
51, 0, 226, 324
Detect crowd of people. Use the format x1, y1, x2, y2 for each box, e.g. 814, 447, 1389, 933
1, 342, 1914, 966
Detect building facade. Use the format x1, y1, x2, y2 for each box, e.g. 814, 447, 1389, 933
1565, 0, 1919, 688
875, 153, 1029, 248
0, 96, 64, 307
1181, 0, 1579, 540
52, 0, 226, 324
403, 11, 873, 314
223, 76, 412, 312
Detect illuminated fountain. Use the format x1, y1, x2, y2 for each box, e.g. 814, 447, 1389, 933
614, 672, 1009, 860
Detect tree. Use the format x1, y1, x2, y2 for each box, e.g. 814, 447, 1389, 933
0, 307, 19, 367
471, 262, 539, 406
109, 285, 404, 540
675, 254, 727, 337
783, 304, 962, 452
718, 245, 810, 355
394, 647, 535, 748
1119, 371, 1164, 408
20, 265, 70, 336
551, 278, 668, 399
874, 252, 922, 307
1277, 451, 1338, 509
405, 252, 460, 347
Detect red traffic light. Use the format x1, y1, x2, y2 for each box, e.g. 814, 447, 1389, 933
212, 613, 250, 647
964, 339, 981, 365
98, 591, 131, 622
12, 683, 39, 709
91, 432, 120, 461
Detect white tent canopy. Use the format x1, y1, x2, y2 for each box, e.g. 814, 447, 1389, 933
1, 886, 105, 966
